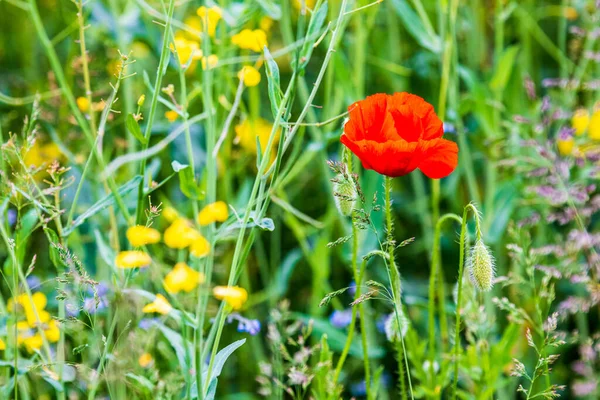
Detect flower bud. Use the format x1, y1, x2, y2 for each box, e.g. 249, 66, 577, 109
384, 309, 409, 342
333, 174, 356, 217
137, 94, 146, 107
467, 240, 495, 291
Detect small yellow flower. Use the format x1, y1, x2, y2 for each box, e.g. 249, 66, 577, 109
126, 225, 161, 247
589, 110, 600, 140
572, 109, 590, 136
8, 292, 51, 327
0, 338, 5, 350
197, 201, 228, 226
22, 334, 44, 353
44, 319, 60, 343
92, 101, 105, 112
202, 54, 219, 70
564, 6, 578, 20
164, 218, 200, 249
235, 118, 281, 155
557, 137, 574, 156
196, 6, 222, 37
170, 35, 202, 67
293, 0, 316, 9
231, 29, 268, 52
77, 96, 90, 113
142, 294, 172, 315
138, 352, 154, 368
238, 66, 261, 87
165, 110, 179, 122
23, 142, 62, 171
213, 286, 248, 310
163, 206, 180, 222
259, 16, 274, 32
115, 251, 151, 269
164, 262, 205, 294
190, 235, 210, 258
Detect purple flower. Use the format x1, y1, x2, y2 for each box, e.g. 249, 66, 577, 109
7, 209, 17, 227
329, 309, 352, 329
26, 275, 42, 290
139, 318, 158, 330
226, 313, 261, 336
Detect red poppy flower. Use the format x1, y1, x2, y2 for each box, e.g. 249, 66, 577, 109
340, 92, 458, 179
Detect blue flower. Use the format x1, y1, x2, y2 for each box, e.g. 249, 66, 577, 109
226, 313, 261, 336
330, 309, 353, 329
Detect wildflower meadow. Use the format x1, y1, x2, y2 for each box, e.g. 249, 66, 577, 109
1, 0, 600, 398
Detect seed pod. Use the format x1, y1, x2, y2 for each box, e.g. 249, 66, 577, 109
333, 174, 356, 217
467, 240, 495, 291
384, 309, 409, 342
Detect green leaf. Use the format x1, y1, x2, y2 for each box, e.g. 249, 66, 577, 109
155, 321, 193, 374
256, 0, 281, 19
191, 339, 246, 399
490, 46, 520, 91
171, 161, 204, 200
126, 373, 155, 396
125, 114, 147, 145
296, 0, 328, 70
263, 47, 282, 120
389, 0, 441, 53
63, 175, 142, 237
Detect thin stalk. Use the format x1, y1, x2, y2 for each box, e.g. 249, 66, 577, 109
452, 205, 480, 399
135, 0, 176, 224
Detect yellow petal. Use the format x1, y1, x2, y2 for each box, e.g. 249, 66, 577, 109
142, 294, 172, 315
197, 201, 228, 226
138, 352, 154, 368
126, 225, 161, 247
115, 251, 151, 269
238, 66, 261, 87
213, 286, 248, 310
572, 109, 590, 136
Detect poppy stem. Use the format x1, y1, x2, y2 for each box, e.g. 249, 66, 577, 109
384, 177, 414, 400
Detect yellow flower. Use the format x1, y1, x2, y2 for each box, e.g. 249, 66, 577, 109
197, 201, 228, 226
165, 110, 179, 122
22, 334, 44, 353
293, 0, 316, 9
170, 35, 202, 67
142, 294, 172, 315
23, 141, 62, 171
0, 338, 5, 350
183, 16, 203, 39
115, 251, 151, 269
572, 109, 590, 136
231, 29, 268, 52
44, 319, 60, 343
196, 6, 222, 37
77, 96, 90, 113
164, 262, 205, 293
190, 235, 210, 258
213, 286, 248, 310
557, 137, 574, 156
235, 118, 281, 155
162, 206, 179, 222
238, 66, 261, 87
126, 225, 161, 247
202, 54, 219, 70
260, 16, 274, 32
8, 292, 51, 327
589, 110, 600, 140
164, 218, 200, 249
564, 7, 578, 20
138, 352, 154, 368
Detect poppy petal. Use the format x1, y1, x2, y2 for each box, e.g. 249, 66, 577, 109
391, 92, 443, 140
344, 93, 398, 143
343, 138, 420, 177
417, 139, 458, 179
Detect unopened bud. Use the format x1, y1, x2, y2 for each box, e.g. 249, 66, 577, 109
333, 174, 356, 217
137, 94, 145, 107
468, 240, 495, 291
384, 310, 409, 342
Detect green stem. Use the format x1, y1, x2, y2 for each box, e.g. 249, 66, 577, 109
135, 0, 176, 224
427, 213, 461, 388
452, 204, 480, 399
